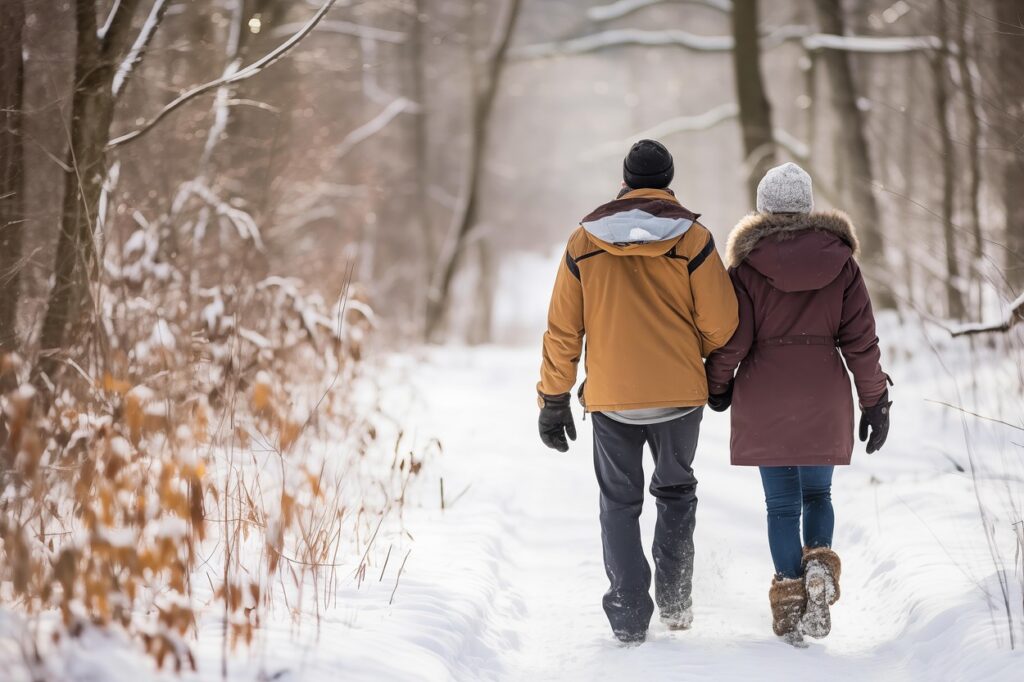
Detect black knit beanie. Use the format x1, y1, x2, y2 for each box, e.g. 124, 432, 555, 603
623, 139, 674, 189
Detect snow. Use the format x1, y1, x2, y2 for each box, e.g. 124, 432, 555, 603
588, 0, 732, 21
802, 33, 941, 54
5, 297, 1024, 680
513, 28, 942, 61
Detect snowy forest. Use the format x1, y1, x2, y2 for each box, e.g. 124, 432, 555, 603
0, 0, 1022, 679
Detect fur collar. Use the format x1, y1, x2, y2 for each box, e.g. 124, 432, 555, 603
725, 210, 859, 267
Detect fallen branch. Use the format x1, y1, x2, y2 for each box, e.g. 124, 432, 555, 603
107, 0, 337, 149
949, 292, 1024, 337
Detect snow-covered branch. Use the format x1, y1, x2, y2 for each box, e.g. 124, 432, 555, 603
99, 0, 144, 57
950, 293, 1024, 337
97, 0, 124, 43
106, 0, 337, 150
587, 0, 731, 22
331, 97, 419, 162
585, 103, 739, 159
773, 127, 809, 159
171, 180, 264, 251
273, 19, 406, 44
112, 0, 170, 98
802, 33, 942, 53
512, 27, 943, 60
586, 101, 809, 162
510, 28, 732, 58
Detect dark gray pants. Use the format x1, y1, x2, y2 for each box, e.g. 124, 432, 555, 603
592, 409, 702, 639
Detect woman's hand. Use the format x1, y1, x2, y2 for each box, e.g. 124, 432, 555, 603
707, 382, 734, 412
859, 391, 891, 453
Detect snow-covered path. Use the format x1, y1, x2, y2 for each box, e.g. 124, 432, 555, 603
387, 345, 1021, 682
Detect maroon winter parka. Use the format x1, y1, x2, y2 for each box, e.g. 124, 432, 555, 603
705, 210, 889, 467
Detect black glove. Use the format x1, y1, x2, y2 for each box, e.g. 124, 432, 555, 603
859, 390, 892, 454
707, 382, 734, 413
538, 392, 576, 453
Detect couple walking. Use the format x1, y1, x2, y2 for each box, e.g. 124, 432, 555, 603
536, 139, 892, 646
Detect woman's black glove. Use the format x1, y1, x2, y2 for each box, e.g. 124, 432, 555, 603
706, 382, 734, 413
859, 390, 892, 454
538, 392, 576, 452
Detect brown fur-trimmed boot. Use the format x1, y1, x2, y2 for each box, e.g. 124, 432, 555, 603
769, 576, 807, 647
801, 546, 841, 638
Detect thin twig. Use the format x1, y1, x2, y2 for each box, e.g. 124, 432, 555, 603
389, 550, 412, 605
925, 399, 1024, 431
107, 0, 337, 149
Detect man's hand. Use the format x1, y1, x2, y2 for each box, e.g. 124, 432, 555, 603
538, 392, 576, 452
859, 390, 892, 454
706, 381, 734, 413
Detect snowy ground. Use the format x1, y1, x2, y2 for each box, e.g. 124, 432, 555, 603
5, 329, 1024, 680
340, 342, 1022, 682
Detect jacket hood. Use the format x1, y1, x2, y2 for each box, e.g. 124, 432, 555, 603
581, 188, 699, 256
725, 210, 859, 292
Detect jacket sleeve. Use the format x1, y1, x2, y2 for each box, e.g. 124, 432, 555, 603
837, 260, 888, 408
687, 226, 739, 357
537, 246, 584, 398
705, 268, 754, 394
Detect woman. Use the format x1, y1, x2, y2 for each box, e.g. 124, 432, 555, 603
704, 162, 891, 646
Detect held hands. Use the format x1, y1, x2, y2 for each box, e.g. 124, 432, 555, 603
859, 390, 892, 454
538, 392, 576, 452
706, 381, 734, 413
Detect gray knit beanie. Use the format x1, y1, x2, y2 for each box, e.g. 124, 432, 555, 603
756, 162, 814, 214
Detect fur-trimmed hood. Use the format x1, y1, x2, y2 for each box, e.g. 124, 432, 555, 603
725, 210, 859, 293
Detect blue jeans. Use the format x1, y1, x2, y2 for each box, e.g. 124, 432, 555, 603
758, 466, 834, 579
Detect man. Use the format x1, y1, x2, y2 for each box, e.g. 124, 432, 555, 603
536, 139, 738, 644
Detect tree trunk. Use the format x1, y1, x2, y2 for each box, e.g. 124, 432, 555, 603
423, 0, 521, 342
954, 0, 983, 261
812, 0, 894, 308
410, 0, 435, 334
36, 0, 141, 381
930, 0, 964, 320
0, 0, 26, 355
730, 0, 776, 206
994, 0, 1024, 293
467, 239, 495, 345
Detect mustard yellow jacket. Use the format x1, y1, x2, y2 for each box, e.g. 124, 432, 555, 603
538, 188, 739, 411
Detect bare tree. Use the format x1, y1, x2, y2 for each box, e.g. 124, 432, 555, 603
812, 0, 893, 308
35, 0, 152, 381
424, 0, 522, 342
730, 0, 776, 206
994, 0, 1024, 292
954, 0, 983, 261
931, 0, 964, 319
0, 0, 26, 355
